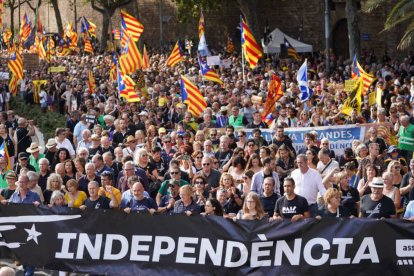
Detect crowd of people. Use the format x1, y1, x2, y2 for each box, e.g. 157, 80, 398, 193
1, 43, 414, 273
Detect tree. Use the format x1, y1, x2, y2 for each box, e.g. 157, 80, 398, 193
4, 0, 32, 35
90, 0, 132, 52
363, 0, 414, 50
173, 0, 260, 44
49, 0, 64, 35
346, 0, 360, 59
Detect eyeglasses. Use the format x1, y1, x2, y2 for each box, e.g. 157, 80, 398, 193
238, 134, 245, 137
164, 140, 171, 143
214, 161, 219, 164
195, 181, 204, 185
210, 134, 216, 137
248, 144, 255, 147
202, 163, 210, 166
170, 171, 180, 175
322, 143, 329, 145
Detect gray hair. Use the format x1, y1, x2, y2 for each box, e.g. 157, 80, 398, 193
26, 171, 39, 181
50, 191, 66, 206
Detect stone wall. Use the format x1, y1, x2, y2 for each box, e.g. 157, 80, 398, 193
3, 0, 407, 58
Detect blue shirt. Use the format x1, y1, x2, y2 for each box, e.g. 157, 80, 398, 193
9, 190, 40, 204
127, 197, 158, 213
120, 190, 150, 208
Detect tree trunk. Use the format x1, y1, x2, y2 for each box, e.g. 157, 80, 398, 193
10, 7, 15, 36
50, 0, 64, 35
236, 0, 260, 43
100, 9, 115, 52
346, 0, 360, 60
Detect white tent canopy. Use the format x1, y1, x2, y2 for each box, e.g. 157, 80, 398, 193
262, 28, 313, 54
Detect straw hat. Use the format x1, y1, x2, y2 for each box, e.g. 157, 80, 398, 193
26, 142, 42, 153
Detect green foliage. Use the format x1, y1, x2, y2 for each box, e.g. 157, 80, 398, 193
363, 0, 414, 49
10, 97, 67, 140
172, 0, 222, 22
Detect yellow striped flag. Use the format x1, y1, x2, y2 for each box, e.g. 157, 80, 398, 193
38, 40, 48, 61
3, 28, 12, 45
32, 80, 47, 103
117, 68, 140, 102
8, 51, 23, 80
119, 33, 142, 74
180, 75, 207, 118
19, 12, 32, 42
84, 37, 93, 54
166, 41, 182, 67
357, 62, 376, 96
241, 17, 262, 69
142, 44, 150, 70
120, 10, 144, 42
113, 29, 121, 40
9, 74, 18, 96
87, 70, 96, 93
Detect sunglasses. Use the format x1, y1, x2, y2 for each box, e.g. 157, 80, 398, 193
202, 163, 211, 166
170, 171, 180, 175
248, 144, 255, 147
195, 181, 204, 185
238, 134, 245, 137
164, 140, 171, 143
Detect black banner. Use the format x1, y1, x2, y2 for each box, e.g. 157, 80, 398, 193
1, 204, 414, 275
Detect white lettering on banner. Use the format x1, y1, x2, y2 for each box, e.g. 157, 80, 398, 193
55, 233, 77, 259
303, 238, 330, 266
176, 237, 198, 264
152, 236, 175, 262
54, 233, 380, 267
224, 241, 248, 267
274, 239, 301, 265
199, 238, 224, 265
103, 234, 129, 260
396, 240, 414, 258
331, 238, 353, 265
130, 235, 152, 261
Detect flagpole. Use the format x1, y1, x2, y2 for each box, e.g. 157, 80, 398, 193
241, 44, 245, 81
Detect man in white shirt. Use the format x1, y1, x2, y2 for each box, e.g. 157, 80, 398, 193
55, 128, 75, 157
291, 154, 326, 217
317, 148, 340, 183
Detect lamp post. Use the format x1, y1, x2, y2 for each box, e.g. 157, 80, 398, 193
159, 0, 163, 49
324, 0, 330, 74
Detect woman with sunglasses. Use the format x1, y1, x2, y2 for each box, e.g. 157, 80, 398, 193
191, 150, 204, 172
193, 175, 208, 210
236, 130, 247, 149
386, 160, 403, 188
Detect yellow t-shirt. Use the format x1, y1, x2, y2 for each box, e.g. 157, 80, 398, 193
98, 187, 121, 205
65, 191, 87, 208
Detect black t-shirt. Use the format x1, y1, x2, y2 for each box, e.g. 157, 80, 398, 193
215, 150, 233, 169
260, 193, 279, 217
317, 205, 350, 218
340, 186, 360, 217
15, 127, 31, 155
82, 196, 111, 209
1, 188, 16, 200
275, 195, 309, 219
360, 194, 396, 218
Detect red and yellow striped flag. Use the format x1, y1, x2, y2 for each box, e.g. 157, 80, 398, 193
142, 44, 149, 70
120, 10, 144, 42
87, 70, 96, 93
241, 17, 262, 69
117, 69, 140, 102
2, 28, 12, 45
357, 63, 376, 96
8, 51, 23, 80
9, 74, 18, 96
180, 75, 207, 118
119, 33, 142, 74
84, 37, 93, 54
166, 41, 182, 67
19, 12, 32, 42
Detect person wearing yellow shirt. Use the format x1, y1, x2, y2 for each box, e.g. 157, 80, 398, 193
65, 179, 87, 208
98, 171, 121, 206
